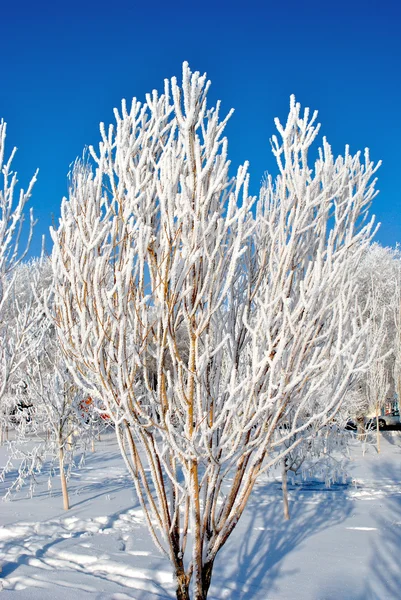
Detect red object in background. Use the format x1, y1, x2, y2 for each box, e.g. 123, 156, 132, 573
79, 397, 110, 421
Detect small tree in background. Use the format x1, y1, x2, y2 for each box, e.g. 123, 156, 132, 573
0, 121, 36, 431
349, 244, 401, 445
365, 285, 392, 452
51, 64, 380, 599
0, 259, 91, 508
277, 408, 350, 520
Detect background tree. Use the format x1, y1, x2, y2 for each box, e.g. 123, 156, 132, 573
1, 259, 90, 508
0, 121, 36, 430
349, 244, 401, 443
51, 64, 380, 600
277, 407, 350, 520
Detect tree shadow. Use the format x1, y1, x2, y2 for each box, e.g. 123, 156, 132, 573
213, 476, 353, 599
0, 448, 133, 508
351, 459, 401, 600
381, 430, 401, 448
0, 502, 172, 599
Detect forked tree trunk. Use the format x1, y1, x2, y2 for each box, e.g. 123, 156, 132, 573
59, 443, 70, 510
281, 458, 290, 521
175, 568, 190, 600
175, 559, 215, 600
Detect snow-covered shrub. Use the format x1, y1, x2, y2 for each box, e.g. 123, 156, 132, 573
51, 63, 379, 599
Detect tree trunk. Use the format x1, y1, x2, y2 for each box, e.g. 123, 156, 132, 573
356, 416, 365, 441
59, 444, 70, 510
174, 559, 215, 600
282, 458, 290, 520
91, 438, 95, 453
376, 410, 381, 454
201, 559, 215, 599
191, 460, 203, 600
175, 568, 190, 600
67, 419, 73, 450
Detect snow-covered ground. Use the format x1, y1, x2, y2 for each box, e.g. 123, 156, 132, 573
1, 431, 401, 599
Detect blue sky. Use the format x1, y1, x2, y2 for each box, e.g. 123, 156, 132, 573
1, 0, 400, 256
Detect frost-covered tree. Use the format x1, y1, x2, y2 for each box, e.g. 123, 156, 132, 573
277, 407, 350, 520
365, 286, 391, 452
349, 244, 401, 444
51, 64, 380, 600
0, 259, 91, 508
0, 259, 46, 443
19, 345, 81, 510
0, 121, 36, 428
385, 248, 401, 411
0, 256, 49, 436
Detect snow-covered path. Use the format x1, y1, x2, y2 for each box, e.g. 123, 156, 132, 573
1, 432, 401, 599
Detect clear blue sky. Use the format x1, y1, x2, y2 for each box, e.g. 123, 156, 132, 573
1, 0, 400, 256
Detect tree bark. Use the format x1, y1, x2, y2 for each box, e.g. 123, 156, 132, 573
191, 460, 204, 600
201, 559, 215, 600
175, 568, 190, 600
175, 559, 215, 600
67, 417, 73, 450
282, 458, 290, 520
356, 416, 365, 441
59, 444, 70, 510
376, 410, 381, 454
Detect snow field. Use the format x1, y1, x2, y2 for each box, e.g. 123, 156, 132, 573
1, 431, 401, 599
